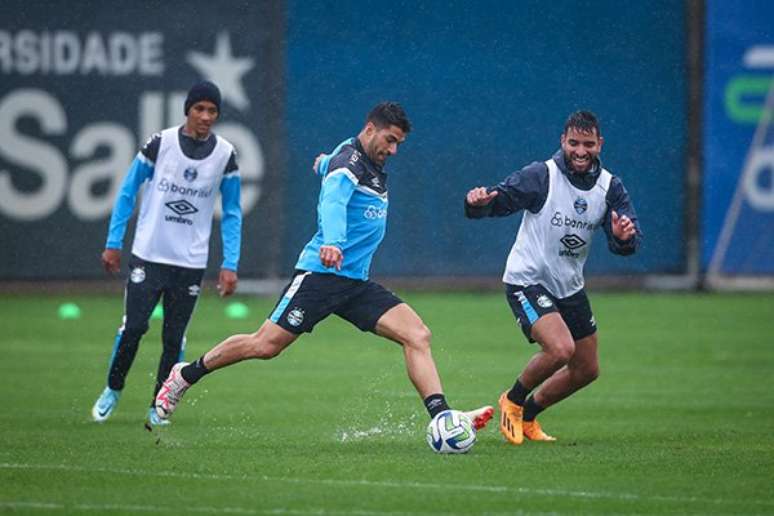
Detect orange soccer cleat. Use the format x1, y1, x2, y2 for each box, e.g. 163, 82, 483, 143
498, 391, 524, 445
523, 420, 556, 442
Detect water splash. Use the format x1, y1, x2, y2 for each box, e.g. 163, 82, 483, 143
336, 408, 420, 442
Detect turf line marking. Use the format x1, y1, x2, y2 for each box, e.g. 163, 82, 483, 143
0, 501, 64, 509
0, 501, 428, 515
2, 462, 771, 508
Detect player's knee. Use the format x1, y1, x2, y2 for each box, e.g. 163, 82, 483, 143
405, 323, 432, 351
246, 332, 284, 360
161, 334, 184, 353
548, 339, 575, 365
122, 322, 149, 338
583, 363, 600, 384
570, 361, 599, 387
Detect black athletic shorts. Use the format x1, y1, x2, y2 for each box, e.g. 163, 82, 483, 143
505, 283, 596, 343
269, 271, 403, 334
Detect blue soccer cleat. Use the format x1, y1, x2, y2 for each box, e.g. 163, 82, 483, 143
91, 387, 121, 422
145, 407, 171, 429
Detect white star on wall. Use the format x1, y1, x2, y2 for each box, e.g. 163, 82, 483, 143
186, 32, 255, 111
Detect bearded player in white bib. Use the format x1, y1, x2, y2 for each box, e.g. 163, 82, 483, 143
91, 81, 242, 428
465, 111, 641, 444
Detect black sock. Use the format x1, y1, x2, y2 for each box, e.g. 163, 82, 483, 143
522, 395, 545, 422
423, 393, 450, 418
506, 379, 531, 406
181, 356, 210, 385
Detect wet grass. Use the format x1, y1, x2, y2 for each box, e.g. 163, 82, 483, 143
1, 291, 773, 514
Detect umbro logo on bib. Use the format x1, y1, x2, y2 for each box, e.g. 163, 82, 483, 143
166, 200, 198, 216
560, 234, 586, 250
164, 200, 197, 225
559, 234, 587, 258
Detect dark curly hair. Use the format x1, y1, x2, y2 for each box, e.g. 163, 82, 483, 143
367, 102, 411, 133
564, 110, 600, 136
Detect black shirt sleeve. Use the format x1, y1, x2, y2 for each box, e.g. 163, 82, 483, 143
224, 150, 239, 176
465, 161, 549, 218
602, 176, 642, 255
326, 146, 368, 181
139, 133, 162, 163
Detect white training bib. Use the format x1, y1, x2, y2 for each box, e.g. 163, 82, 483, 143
131, 127, 233, 269
503, 159, 612, 298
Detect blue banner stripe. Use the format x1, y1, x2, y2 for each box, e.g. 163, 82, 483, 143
178, 336, 186, 362
270, 273, 309, 323
106, 328, 123, 384
519, 295, 539, 324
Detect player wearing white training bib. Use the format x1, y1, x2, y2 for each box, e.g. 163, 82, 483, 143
91, 81, 242, 429
131, 126, 235, 269
465, 111, 641, 445
504, 157, 612, 299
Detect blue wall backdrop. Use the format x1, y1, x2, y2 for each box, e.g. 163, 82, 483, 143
284, 0, 687, 277
0, 1, 688, 280
703, 0, 774, 275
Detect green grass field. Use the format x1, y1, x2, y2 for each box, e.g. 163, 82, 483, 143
1, 291, 773, 514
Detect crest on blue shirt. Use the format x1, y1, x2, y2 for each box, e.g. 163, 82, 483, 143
183, 167, 198, 182
574, 197, 588, 215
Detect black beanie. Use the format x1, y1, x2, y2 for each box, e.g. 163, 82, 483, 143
184, 81, 221, 115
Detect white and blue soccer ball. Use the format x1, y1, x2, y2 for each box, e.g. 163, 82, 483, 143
426, 409, 476, 454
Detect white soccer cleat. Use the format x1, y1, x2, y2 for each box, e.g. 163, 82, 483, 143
154, 362, 190, 421
464, 405, 495, 431
91, 387, 121, 423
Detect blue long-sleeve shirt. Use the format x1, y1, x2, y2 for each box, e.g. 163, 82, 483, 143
295, 138, 389, 280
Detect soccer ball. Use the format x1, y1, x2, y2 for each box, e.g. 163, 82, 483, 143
426, 409, 476, 454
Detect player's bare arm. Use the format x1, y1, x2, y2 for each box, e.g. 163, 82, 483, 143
101, 248, 121, 274
466, 187, 498, 206
611, 210, 636, 241
218, 269, 238, 297
319, 245, 343, 270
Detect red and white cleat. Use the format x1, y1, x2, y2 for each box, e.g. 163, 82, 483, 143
464, 405, 495, 431
154, 362, 190, 421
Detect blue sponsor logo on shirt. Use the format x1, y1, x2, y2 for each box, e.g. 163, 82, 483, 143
364, 205, 387, 220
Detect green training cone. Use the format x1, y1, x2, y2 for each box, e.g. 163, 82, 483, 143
225, 302, 249, 319
58, 303, 81, 320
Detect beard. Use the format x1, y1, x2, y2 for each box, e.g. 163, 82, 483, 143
564, 151, 595, 173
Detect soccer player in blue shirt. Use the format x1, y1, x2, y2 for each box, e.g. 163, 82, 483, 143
155, 102, 494, 432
